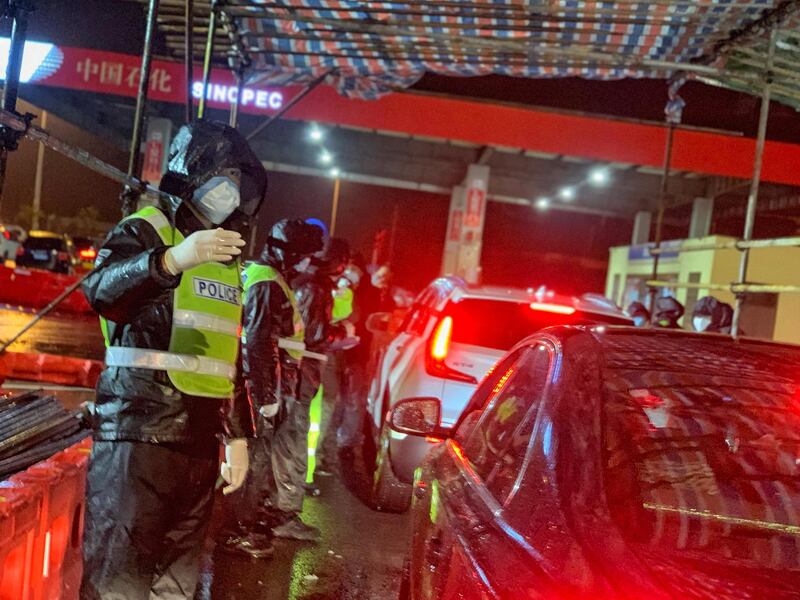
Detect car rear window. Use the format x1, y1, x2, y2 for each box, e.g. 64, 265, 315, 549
25, 236, 64, 251
445, 298, 629, 350
603, 375, 800, 575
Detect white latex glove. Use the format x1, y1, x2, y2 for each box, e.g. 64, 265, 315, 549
259, 403, 280, 419
163, 228, 245, 275
220, 438, 248, 495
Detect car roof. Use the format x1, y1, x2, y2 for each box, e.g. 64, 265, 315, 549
541, 326, 800, 385
436, 278, 630, 321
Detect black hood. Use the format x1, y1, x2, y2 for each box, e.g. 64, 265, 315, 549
260, 219, 325, 272
653, 296, 684, 328
312, 237, 350, 278
692, 296, 734, 332
159, 120, 268, 224
626, 301, 650, 320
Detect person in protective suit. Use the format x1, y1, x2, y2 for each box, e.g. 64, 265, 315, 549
270, 237, 351, 539
691, 296, 734, 333
80, 120, 267, 600
653, 295, 685, 329
220, 219, 325, 556
625, 301, 651, 327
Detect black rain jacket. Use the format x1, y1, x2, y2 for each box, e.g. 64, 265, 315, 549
83, 198, 255, 446
241, 257, 300, 409
293, 272, 347, 395
82, 120, 267, 446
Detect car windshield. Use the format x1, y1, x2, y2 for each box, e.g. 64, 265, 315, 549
445, 298, 629, 350
24, 236, 64, 251
603, 373, 800, 583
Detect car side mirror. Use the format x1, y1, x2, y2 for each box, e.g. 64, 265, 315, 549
365, 312, 391, 333
388, 397, 447, 438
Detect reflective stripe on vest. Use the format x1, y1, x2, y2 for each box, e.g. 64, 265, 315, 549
278, 338, 328, 363
242, 263, 305, 361
100, 206, 242, 398
105, 346, 236, 379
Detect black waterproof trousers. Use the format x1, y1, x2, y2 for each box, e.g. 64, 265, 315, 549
80, 441, 217, 600
233, 394, 310, 521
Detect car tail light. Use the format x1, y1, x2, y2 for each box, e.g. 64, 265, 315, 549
425, 316, 478, 384
79, 248, 97, 260
57, 252, 69, 261
431, 316, 453, 360
530, 301, 576, 315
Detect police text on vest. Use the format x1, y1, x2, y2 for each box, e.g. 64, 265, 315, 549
193, 277, 240, 305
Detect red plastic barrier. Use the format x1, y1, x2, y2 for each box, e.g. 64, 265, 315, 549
1, 438, 91, 600
0, 479, 44, 600
0, 352, 102, 389
0, 267, 91, 314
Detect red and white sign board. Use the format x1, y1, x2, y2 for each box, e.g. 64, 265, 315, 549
141, 117, 172, 185
455, 165, 490, 284
441, 164, 490, 284
441, 185, 465, 276
9, 41, 300, 116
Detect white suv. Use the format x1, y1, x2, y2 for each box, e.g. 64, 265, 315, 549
365, 277, 632, 512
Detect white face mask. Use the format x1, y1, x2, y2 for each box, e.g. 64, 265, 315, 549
693, 316, 712, 332
194, 176, 240, 225
294, 257, 312, 273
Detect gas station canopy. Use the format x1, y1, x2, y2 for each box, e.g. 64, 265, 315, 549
152, 0, 800, 108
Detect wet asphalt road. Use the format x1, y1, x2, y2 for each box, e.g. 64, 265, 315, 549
0, 306, 105, 360
198, 453, 410, 600
0, 305, 411, 599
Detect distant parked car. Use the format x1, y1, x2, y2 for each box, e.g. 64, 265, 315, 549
72, 236, 100, 271
0, 224, 25, 261
394, 327, 800, 600
16, 230, 78, 275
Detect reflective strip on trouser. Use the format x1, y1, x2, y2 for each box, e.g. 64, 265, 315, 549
105, 347, 237, 380
306, 384, 324, 484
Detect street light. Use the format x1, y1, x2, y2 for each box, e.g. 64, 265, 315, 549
589, 167, 610, 186
320, 150, 333, 164
308, 124, 324, 142
329, 167, 341, 178
559, 187, 575, 201
535, 197, 550, 210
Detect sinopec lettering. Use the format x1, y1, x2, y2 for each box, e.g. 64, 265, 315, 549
191, 82, 283, 110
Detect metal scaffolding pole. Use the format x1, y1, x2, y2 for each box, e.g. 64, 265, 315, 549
0, 1, 31, 217
228, 67, 245, 128
648, 279, 800, 295
646, 123, 676, 315
124, 0, 161, 216
731, 29, 778, 337
184, 0, 194, 123
197, 1, 218, 120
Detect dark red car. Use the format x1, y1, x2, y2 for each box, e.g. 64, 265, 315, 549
391, 327, 800, 600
